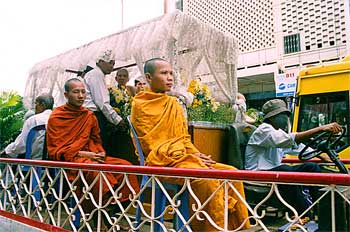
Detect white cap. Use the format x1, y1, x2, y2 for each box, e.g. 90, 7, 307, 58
97, 49, 113, 62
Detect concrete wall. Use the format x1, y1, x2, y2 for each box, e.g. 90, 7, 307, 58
0, 216, 44, 232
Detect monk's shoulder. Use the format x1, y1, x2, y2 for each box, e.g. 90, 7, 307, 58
81, 105, 94, 114
85, 109, 98, 121
49, 105, 65, 117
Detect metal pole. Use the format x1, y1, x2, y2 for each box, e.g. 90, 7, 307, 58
164, 0, 168, 14
121, 0, 124, 29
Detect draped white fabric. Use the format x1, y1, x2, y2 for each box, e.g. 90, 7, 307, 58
24, 10, 238, 108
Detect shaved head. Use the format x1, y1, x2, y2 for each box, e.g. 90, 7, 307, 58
144, 58, 168, 76
64, 78, 83, 93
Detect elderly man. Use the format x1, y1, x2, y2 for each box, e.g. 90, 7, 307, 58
46, 78, 139, 228
107, 68, 138, 163
245, 99, 342, 216
83, 50, 128, 151
115, 68, 129, 87
112, 68, 137, 97
109, 68, 133, 112
130, 58, 250, 231
1, 94, 54, 159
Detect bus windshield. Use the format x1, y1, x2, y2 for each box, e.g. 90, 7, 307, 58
297, 91, 349, 143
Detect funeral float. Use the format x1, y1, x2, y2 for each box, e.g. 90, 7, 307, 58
23, 10, 240, 164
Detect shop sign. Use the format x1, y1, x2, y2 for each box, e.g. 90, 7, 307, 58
274, 72, 297, 97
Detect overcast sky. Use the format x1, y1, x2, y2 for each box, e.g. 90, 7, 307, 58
0, 0, 163, 94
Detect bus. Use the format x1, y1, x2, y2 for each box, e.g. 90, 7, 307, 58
292, 56, 350, 161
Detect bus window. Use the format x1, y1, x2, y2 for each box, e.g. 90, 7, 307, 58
297, 91, 349, 143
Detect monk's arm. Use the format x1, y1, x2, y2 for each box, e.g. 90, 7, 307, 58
184, 136, 199, 154
78, 151, 105, 162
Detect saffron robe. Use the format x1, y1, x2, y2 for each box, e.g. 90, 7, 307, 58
46, 103, 139, 208
131, 91, 250, 231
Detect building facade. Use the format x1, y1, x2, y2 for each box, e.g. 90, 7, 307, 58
175, 0, 350, 108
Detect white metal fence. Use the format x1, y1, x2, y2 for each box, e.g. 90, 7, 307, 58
0, 158, 349, 232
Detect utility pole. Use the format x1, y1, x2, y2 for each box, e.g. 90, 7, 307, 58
121, 0, 124, 29
164, 0, 168, 14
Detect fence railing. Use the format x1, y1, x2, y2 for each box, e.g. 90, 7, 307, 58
0, 158, 349, 232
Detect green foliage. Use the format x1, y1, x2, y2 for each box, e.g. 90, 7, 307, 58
187, 79, 234, 124
0, 91, 25, 150
246, 108, 263, 127
187, 103, 234, 124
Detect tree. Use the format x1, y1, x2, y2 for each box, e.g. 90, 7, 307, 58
0, 91, 25, 150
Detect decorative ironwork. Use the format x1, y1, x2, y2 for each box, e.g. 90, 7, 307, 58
0, 158, 349, 232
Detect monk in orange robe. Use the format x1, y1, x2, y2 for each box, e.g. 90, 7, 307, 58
46, 78, 139, 217
131, 58, 250, 231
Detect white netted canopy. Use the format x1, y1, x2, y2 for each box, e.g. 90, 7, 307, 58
24, 10, 239, 108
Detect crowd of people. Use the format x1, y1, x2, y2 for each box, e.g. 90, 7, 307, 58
0, 50, 343, 231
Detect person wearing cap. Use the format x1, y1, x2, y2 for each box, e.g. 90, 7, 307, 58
245, 98, 341, 216
83, 50, 128, 152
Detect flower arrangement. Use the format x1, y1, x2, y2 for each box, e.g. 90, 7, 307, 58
187, 80, 234, 124
187, 80, 220, 111
108, 86, 132, 119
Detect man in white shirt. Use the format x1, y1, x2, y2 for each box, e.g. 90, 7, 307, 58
245, 99, 341, 217
1, 94, 54, 159
83, 50, 127, 152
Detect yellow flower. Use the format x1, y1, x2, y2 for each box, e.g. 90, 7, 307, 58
192, 99, 199, 108
188, 87, 196, 95
187, 80, 197, 95
188, 79, 220, 112
202, 85, 209, 93
211, 101, 220, 112
109, 86, 132, 119
194, 81, 201, 92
